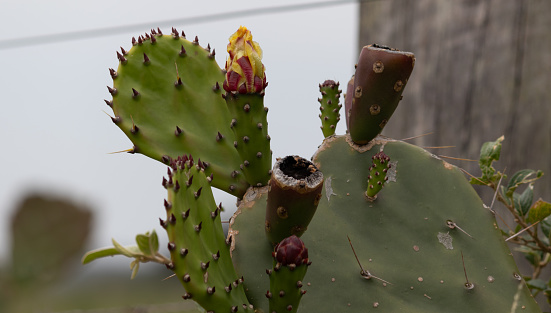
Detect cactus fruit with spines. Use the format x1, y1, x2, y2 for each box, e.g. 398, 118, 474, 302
366, 151, 391, 200
267, 235, 310, 313
85, 26, 544, 313
318, 80, 342, 138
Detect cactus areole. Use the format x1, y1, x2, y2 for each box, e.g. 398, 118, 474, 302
265, 156, 324, 244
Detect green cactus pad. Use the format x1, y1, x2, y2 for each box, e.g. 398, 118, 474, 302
366, 151, 391, 200
225, 92, 272, 187
108, 29, 248, 197
163, 155, 252, 313
317, 80, 342, 138
230, 135, 541, 313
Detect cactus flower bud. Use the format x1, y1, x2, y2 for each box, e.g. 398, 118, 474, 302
273, 235, 309, 266
224, 26, 267, 94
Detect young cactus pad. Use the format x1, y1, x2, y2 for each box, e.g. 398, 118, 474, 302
318, 80, 342, 138
107, 29, 249, 196
223, 27, 272, 187
366, 151, 391, 200
229, 135, 541, 313
163, 155, 253, 313
267, 235, 310, 313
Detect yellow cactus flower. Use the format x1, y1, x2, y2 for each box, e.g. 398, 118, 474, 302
224, 26, 267, 94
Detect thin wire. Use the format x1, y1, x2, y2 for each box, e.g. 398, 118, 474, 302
0, 0, 367, 50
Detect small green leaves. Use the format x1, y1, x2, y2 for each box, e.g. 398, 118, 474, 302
527, 199, 551, 224
470, 136, 504, 186
82, 230, 170, 279
136, 230, 160, 256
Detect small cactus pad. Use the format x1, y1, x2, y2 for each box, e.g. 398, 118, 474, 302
265, 156, 324, 245
348, 45, 415, 144
318, 80, 342, 138
107, 29, 248, 197
163, 155, 253, 313
223, 27, 272, 187
230, 135, 541, 313
366, 151, 391, 200
267, 235, 310, 313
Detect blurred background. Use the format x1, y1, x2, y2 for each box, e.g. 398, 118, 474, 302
0, 0, 549, 312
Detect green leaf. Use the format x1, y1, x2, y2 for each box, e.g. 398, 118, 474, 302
111, 238, 142, 258
82, 247, 122, 264
541, 215, 551, 238
471, 136, 505, 185
526, 278, 548, 291
527, 198, 551, 224
506, 169, 543, 197
513, 184, 534, 216
130, 260, 140, 280
136, 230, 160, 256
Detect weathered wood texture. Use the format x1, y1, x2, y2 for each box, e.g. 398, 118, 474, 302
358, 0, 550, 202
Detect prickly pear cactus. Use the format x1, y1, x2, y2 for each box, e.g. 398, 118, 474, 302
106, 28, 249, 196
229, 135, 541, 313
90, 25, 544, 313
317, 80, 342, 138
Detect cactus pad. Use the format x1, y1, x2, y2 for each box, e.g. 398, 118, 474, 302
107, 29, 248, 196
317, 80, 342, 138
230, 135, 541, 313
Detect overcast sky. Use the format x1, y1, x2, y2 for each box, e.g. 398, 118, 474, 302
0, 0, 358, 267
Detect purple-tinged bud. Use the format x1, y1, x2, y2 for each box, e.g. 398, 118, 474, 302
273, 235, 309, 266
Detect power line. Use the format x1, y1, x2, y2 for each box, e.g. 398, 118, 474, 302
0, 0, 363, 50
